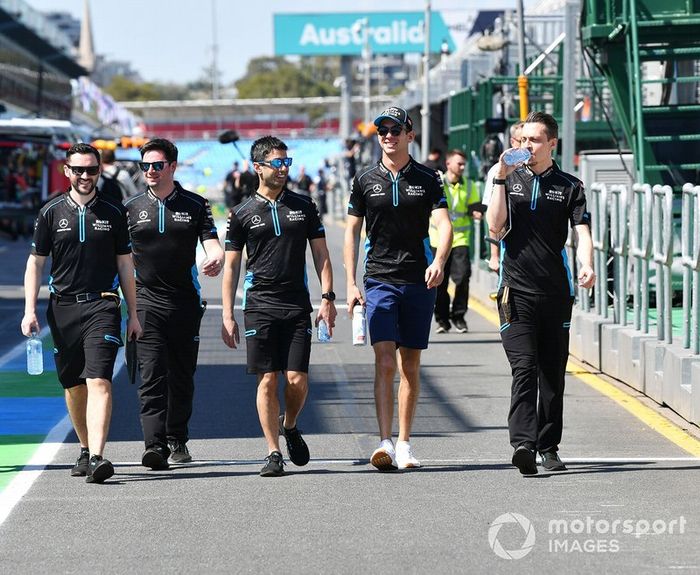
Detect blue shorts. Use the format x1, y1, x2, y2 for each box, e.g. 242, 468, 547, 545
365, 278, 436, 349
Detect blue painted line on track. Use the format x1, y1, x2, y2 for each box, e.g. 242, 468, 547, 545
0, 397, 66, 435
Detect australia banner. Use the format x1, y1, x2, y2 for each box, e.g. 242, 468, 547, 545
274, 12, 456, 56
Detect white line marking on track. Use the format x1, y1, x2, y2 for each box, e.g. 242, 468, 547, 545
206, 303, 351, 311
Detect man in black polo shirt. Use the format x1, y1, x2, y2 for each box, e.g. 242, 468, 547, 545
486, 111, 595, 475
125, 138, 224, 470
221, 135, 336, 477
344, 106, 453, 471
21, 143, 142, 484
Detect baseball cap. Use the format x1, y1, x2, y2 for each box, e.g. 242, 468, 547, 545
373, 107, 413, 132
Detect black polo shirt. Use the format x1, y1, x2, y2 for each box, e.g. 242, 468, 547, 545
31, 192, 130, 296
225, 190, 325, 312
500, 162, 591, 296
125, 182, 218, 308
348, 157, 447, 284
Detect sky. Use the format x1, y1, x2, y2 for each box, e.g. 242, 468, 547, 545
25, 0, 524, 86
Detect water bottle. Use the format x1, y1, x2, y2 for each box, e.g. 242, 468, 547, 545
352, 305, 367, 346
317, 319, 332, 343
503, 148, 531, 166
26, 333, 43, 375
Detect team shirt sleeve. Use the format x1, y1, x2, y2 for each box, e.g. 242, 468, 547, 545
114, 207, 131, 255
429, 171, 448, 210
31, 210, 52, 256
198, 198, 219, 242
225, 209, 245, 251
569, 180, 591, 228
307, 200, 326, 240
347, 175, 365, 217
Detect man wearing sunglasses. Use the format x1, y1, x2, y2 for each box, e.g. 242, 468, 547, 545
21, 143, 142, 484
344, 107, 453, 471
124, 138, 224, 470
221, 136, 336, 477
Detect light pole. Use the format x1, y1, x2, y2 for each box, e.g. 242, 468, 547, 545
421, 0, 431, 161
362, 18, 371, 123
211, 0, 220, 100
516, 0, 528, 119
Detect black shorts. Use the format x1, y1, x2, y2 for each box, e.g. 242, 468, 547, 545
243, 308, 312, 375
47, 296, 123, 389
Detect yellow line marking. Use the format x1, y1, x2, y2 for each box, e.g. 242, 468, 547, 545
469, 296, 700, 458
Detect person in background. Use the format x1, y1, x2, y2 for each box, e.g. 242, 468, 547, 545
313, 168, 328, 217
423, 147, 446, 173
295, 165, 314, 198
238, 160, 258, 199
99, 148, 139, 204
223, 161, 243, 209
429, 149, 482, 334
21, 143, 142, 484
483, 122, 524, 273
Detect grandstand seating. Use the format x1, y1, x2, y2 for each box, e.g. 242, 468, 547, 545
116, 138, 343, 193
143, 119, 341, 141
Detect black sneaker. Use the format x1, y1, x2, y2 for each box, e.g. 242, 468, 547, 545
540, 450, 567, 471
168, 440, 192, 464
85, 455, 114, 484
453, 318, 469, 333
279, 414, 310, 466
71, 450, 90, 477
435, 321, 451, 334
260, 451, 285, 477
512, 445, 538, 475
141, 445, 170, 470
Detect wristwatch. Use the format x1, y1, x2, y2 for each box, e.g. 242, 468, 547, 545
321, 291, 336, 301
493, 178, 507, 185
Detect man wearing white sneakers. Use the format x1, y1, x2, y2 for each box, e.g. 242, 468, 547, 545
344, 107, 452, 471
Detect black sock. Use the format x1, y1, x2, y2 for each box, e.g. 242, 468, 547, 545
80, 447, 89, 455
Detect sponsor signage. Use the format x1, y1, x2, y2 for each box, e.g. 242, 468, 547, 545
274, 12, 455, 56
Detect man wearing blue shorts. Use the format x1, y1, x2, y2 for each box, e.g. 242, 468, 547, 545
344, 107, 453, 471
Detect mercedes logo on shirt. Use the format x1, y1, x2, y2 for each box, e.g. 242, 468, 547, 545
139, 211, 148, 220
59, 219, 68, 228
252, 215, 262, 225
513, 184, 523, 192
372, 184, 382, 193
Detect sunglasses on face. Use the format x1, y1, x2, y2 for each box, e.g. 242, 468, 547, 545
377, 126, 404, 137
258, 157, 293, 169
65, 165, 100, 176
138, 161, 170, 172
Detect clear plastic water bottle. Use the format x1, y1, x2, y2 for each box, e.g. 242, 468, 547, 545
26, 333, 43, 375
317, 319, 332, 343
352, 305, 367, 346
503, 148, 531, 166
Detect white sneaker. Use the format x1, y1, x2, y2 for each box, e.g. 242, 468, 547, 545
370, 439, 397, 471
395, 441, 421, 469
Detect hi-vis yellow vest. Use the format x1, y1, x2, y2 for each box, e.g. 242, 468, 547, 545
429, 175, 480, 249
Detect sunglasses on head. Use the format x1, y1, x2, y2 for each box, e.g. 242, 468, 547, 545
66, 165, 100, 176
377, 126, 404, 137
138, 161, 169, 172
258, 157, 293, 169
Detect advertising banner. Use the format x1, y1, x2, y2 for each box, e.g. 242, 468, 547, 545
274, 12, 455, 56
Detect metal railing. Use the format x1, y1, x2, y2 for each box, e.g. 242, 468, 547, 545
681, 184, 700, 354
577, 180, 700, 354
